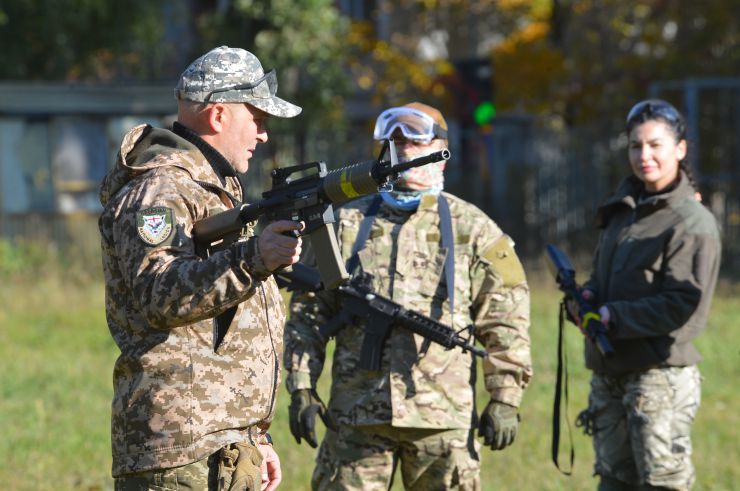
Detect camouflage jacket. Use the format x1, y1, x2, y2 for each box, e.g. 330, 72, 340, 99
99, 124, 285, 477
284, 193, 532, 429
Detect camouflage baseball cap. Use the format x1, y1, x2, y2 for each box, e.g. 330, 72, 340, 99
174, 45, 302, 118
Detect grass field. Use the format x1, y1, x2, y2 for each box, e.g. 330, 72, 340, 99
1, 260, 738, 490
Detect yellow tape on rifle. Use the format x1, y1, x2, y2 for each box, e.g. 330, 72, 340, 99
582, 311, 602, 327
339, 170, 360, 198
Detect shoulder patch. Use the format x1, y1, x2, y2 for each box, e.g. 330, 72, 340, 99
482, 236, 526, 286
136, 206, 174, 246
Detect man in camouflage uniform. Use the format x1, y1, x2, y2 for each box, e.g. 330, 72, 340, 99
99, 46, 303, 491
284, 103, 533, 490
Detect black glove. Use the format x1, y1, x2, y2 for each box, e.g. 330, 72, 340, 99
478, 400, 520, 451
288, 388, 336, 448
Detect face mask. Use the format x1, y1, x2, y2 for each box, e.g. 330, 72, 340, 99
395, 158, 446, 192
380, 189, 422, 211
381, 155, 444, 211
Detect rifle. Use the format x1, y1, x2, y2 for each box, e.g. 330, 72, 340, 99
193, 141, 450, 289
277, 263, 486, 371
545, 244, 613, 356
546, 244, 614, 476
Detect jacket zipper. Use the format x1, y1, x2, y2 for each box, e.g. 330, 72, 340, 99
603, 204, 638, 301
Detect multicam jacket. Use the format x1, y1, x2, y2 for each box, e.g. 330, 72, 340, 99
584, 172, 721, 376
99, 123, 285, 477
284, 193, 533, 429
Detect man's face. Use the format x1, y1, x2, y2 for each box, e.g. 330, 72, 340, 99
218, 103, 269, 173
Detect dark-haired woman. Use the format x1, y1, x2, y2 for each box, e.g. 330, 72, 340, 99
577, 99, 721, 491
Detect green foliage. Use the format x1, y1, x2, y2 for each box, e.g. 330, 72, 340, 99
193, 0, 352, 129
492, 0, 740, 126
0, 279, 113, 491
0, 238, 102, 285
0, 238, 48, 276
1, 0, 736, 131
0, 0, 172, 81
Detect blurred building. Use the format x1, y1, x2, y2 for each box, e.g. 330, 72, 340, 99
0, 82, 174, 251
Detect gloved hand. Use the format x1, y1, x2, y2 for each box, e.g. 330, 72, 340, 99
478, 400, 520, 451
288, 388, 336, 448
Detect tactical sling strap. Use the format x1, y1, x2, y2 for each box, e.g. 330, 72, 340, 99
552, 301, 575, 475
346, 195, 383, 276
347, 194, 455, 324
437, 194, 455, 323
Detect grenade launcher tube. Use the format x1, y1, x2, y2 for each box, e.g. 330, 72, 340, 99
192, 148, 450, 288
193, 149, 450, 244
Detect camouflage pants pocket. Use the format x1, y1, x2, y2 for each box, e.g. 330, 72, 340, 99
403, 429, 481, 491
311, 425, 392, 491
626, 366, 700, 491
311, 431, 340, 491
114, 458, 210, 490
589, 374, 634, 484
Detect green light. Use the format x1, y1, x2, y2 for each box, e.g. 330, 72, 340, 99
473, 101, 496, 126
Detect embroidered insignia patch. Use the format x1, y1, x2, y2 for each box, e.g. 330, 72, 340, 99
136, 207, 174, 246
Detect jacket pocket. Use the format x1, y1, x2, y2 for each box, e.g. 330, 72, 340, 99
406, 245, 447, 298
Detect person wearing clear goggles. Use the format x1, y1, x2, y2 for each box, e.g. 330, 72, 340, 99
373, 105, 449, 144
284, 101, 533, 490
370, 104, 451, 209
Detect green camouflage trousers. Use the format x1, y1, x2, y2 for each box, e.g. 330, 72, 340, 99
311, 424, 481, 491
585, 366, 701, 491
114, 442, 263, 491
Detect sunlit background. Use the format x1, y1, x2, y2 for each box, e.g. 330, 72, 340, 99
0, 1, 738, 490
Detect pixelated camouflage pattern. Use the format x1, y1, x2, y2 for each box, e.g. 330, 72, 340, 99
312, 425, 481, 491
114, 456, 210, 490
174, 45, 301, 118
285, 192, 532, 429
115, 440, 264, 491
99, 123, 285, 477
588, 366, 700, 490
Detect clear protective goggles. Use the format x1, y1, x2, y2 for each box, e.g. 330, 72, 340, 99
373, 107, 448, 143
203, 69, 278, 103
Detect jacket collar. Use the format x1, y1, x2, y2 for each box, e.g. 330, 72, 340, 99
595, 171, 696, 228
100, 123, 239, 207
173, 122, 236, 186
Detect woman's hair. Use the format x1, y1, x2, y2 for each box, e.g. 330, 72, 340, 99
625, 98, 698, 189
